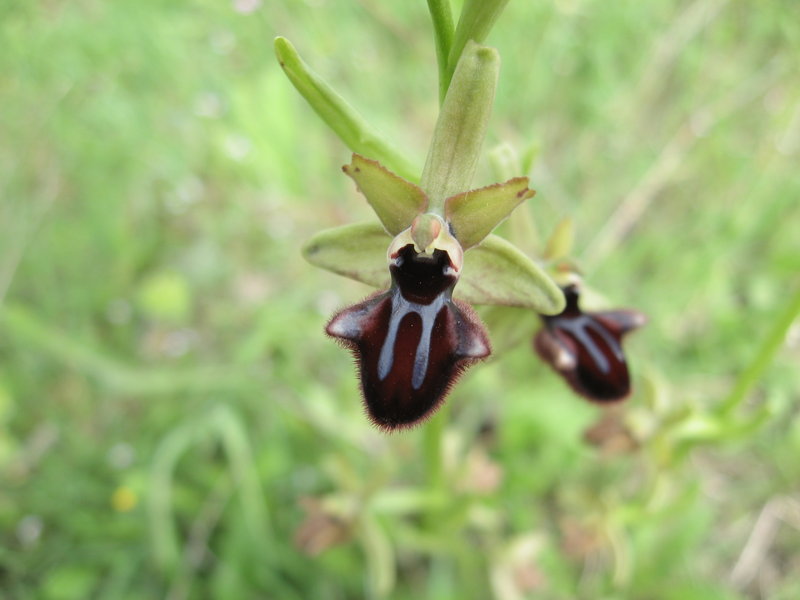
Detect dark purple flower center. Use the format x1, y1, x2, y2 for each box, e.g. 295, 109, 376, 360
390, 245, 457, 303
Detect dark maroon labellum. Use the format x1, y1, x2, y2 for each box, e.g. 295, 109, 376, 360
327, 244, 490, 431
534, 285, 646, 402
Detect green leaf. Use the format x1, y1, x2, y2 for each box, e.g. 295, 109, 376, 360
274, 37, 419, 182
457, 235, 565, 314
718, 283, 800, 416
342, 154, 428, 235
543, 216, 575, 260
445, 177, 534, 249
302, 223, 390, 289
420, 41, 499, 213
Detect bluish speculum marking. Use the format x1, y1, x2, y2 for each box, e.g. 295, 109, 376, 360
378, 245, 457, 390
557, 315, 623, 374
377, 291, 448, 389
325, 237, 490, 429
535, 283, 645, 403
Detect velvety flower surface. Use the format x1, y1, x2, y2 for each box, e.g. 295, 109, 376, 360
327, 242, 490, 430
534, 285, 646, 402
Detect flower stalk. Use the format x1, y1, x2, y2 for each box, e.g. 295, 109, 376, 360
426, 0, 456, 104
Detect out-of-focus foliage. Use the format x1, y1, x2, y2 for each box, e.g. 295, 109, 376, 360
1, 1, 798, 598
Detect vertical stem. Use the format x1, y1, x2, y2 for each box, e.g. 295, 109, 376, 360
423, 402, 450, 493
719, 283, 800, 415
426, 0, 455, 105
445, 0, 511, 90
422, 401, 450, 539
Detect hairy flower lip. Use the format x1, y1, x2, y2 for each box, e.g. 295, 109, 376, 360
534, 284, 646, 403
326, 241, 490, 431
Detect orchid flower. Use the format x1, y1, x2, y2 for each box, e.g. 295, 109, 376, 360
299, 43, 564, 430
534, 283, 646, 402
306, 153, 564, 429
278, 36, 565, 429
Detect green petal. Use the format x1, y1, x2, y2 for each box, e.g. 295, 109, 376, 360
342, 154, 428, 235
445, 177, 534, 249
456, 235, 565, 314
302, 223, 390, 289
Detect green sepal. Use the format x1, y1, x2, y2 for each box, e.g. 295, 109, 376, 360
302, 223, 390, 289
445, 177, 534, 249
274, 37, 419, 182
543, 217, 575, 260
342, 154, 428, 235
420, 41, 499, 213
457, 235, 565, 314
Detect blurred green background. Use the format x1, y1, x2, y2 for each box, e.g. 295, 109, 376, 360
1, 0, 799, 598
